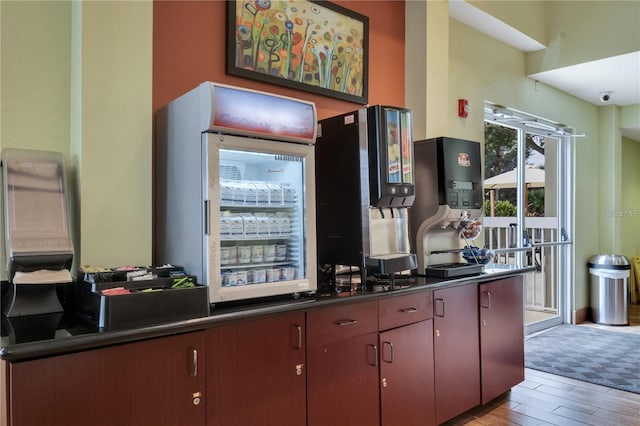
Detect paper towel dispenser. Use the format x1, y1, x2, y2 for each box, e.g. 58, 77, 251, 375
1, 148, 73, 316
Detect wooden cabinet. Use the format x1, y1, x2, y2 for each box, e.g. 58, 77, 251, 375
2, 274, 527, 426
433, 284, 480, 425
379, 291, 435, 426
205, 311, 306, 426
307, 300, 380, 426
479, 275, 525, 404
6, 331, 205, 426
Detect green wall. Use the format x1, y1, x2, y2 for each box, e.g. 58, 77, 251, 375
0, 1, 152, 280
526, 0, 640, 74
468, 0, 548, 46
0, 1, 71, 157
0, 1, 71, 281
72, 1, 153, 269
621, 137, 640, 260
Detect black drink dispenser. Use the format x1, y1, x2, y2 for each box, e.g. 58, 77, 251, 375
409, 137, 484, 276
315, 105, 417, 283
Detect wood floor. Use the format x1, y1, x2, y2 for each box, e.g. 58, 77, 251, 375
442, 304, 640, 425
443, 369, 640, 426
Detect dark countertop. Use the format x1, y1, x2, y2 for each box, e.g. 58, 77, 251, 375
1, 264, 532, 362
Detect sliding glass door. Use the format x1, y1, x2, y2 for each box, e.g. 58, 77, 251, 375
483, 105, 574, 334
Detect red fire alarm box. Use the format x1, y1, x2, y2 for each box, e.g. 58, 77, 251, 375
458, 99, 469, 118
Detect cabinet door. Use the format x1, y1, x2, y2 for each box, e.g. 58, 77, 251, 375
479, 276, 525, 404
433, 284, 480, 425
307, 331, 380, 426
128, 332, 206, 426
380, 320, 435, 426
7, 332, 206, 426
206, 312, 306, 426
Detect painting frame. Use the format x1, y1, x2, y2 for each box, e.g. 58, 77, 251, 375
226, 0, 369, 104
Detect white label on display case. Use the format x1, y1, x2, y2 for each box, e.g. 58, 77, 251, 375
298, 282, 310, 291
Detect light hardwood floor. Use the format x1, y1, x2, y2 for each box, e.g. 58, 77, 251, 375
443, 304, 640, 425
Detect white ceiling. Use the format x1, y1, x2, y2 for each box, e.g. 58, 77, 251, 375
449, 0, 640, 141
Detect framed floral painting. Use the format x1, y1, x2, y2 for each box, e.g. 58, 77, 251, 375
226, 0, 369, 104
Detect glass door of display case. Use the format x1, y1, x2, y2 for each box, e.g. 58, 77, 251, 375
205, 133, 316, 303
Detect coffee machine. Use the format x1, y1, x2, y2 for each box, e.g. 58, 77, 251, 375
409, 137, 484, 277
316, 106, 417, 284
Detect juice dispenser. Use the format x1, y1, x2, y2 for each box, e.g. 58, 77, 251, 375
315, 105, 416, 284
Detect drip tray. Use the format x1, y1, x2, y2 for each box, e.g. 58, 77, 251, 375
425, 263, 483, 278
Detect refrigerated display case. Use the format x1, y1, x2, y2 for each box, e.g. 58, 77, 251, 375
156, 82, 317, 304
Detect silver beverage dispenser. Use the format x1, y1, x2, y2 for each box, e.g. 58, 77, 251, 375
316, 105, 417, 284
409, 137, 484, 277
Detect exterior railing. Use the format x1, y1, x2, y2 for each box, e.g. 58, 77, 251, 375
481, 216, 560, 314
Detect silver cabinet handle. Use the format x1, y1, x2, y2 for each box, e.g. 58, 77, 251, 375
367, 344, 378, 366
293, 324, 302, 350
203, 200, 210, 235
435, 298, 445, 317
382, 341, 395, 364
335, 319, 358, 326
400, 307, 418, 314
189, 347, 198, 377
481, 291, 491, 309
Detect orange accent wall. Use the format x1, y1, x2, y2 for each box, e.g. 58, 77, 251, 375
152, 1, 405, 119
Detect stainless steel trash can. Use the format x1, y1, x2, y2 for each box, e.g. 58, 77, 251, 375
588, 254, 631, 325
